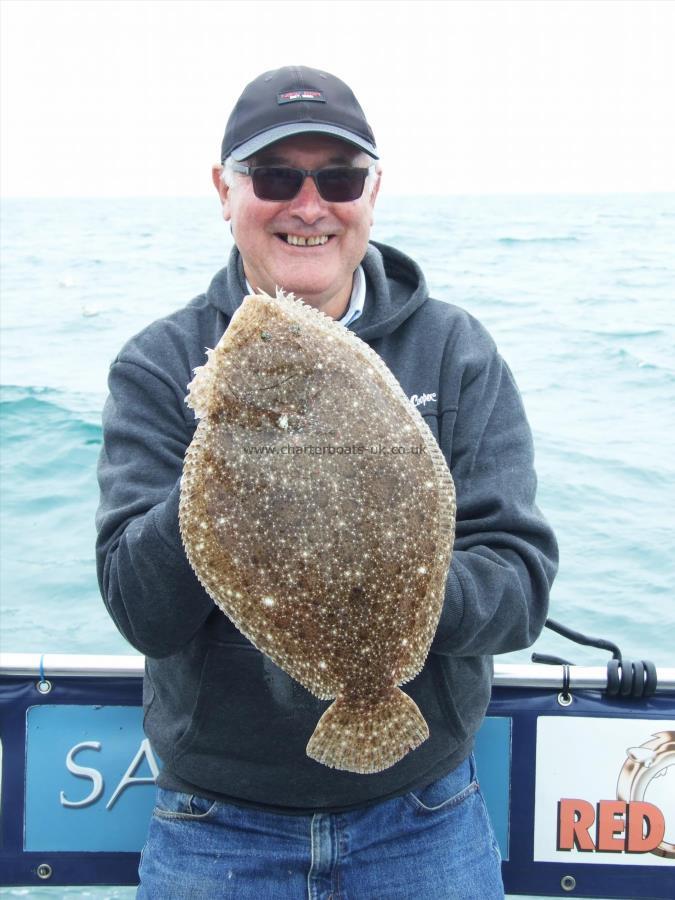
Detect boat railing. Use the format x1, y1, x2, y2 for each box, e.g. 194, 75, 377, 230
1, 651, 674, 691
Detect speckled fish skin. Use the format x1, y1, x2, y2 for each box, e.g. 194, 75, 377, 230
179, 290, 456, 774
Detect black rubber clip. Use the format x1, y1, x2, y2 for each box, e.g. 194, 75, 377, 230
606, 658, 657, 699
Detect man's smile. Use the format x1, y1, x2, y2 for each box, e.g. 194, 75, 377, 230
275, 234, 334, 246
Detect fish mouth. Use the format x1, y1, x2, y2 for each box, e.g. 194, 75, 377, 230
276, 233, 333, 247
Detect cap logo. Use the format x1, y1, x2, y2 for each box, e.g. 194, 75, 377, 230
277, 90, 325, 105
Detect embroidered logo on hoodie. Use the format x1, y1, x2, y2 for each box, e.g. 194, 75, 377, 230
410, 392, 437, 409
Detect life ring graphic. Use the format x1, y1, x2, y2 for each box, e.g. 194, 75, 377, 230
616, 731, 675, 859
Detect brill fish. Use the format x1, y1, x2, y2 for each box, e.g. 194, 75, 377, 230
179, 290, 456, 774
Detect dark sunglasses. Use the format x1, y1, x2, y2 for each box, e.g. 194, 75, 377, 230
230, 162, 376, 203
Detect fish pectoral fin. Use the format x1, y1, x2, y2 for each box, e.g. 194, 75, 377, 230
306, 687, 428, 774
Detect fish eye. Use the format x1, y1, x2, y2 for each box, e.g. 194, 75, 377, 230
260, 331, 272, 341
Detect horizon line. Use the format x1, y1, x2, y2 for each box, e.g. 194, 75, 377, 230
2, 190, 675, 200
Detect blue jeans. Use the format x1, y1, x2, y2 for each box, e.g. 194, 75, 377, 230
137, 754, 503, 899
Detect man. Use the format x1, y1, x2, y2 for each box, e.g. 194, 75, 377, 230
96, 66, 558, 899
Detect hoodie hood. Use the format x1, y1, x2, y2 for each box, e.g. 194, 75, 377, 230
204, 240, 429, 342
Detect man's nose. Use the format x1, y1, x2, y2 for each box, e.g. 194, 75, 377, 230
287, 174, 325, 220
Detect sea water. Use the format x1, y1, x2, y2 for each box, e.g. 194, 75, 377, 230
1, 194, 674, 898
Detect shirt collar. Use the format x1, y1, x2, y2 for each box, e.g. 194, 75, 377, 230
337, 266, 366, 328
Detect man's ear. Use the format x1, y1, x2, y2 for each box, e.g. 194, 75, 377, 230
212, 165, 231, 220
369, 167, 382, 208
366, 167, 382, 226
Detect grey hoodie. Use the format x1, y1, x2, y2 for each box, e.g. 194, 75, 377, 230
96, 241, 558, 814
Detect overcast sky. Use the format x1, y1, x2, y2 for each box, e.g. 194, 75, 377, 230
1, 0, 674, 196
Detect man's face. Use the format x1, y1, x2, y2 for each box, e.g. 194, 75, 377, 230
213, 134, 380, 318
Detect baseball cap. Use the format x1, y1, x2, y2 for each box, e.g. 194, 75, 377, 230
221, 65, 378, 163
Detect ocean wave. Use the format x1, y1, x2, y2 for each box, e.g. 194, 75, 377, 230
497, 236, 580, 246
607, 347, 675, 378
1, 383, 103, 421
613, 264, 672, 274
0, 384, 102, 446
586, 328, 666, 339
614, 278, 664, 289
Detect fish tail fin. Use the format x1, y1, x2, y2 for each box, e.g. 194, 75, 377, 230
306, 688, 429, 774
